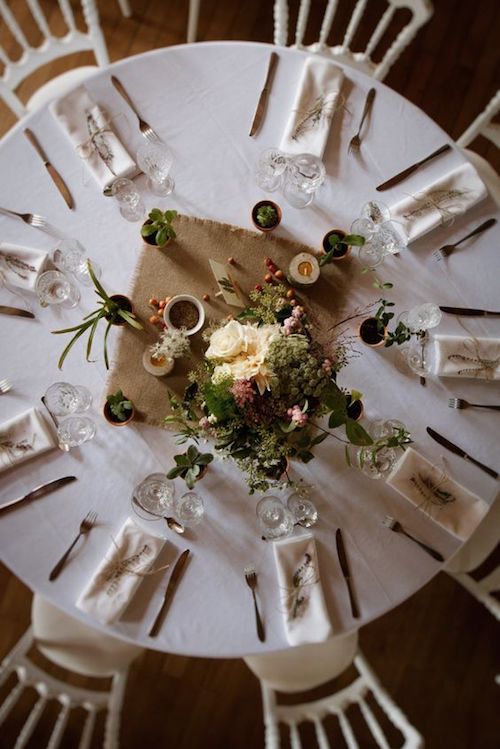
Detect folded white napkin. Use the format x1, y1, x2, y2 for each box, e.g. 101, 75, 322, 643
386, 447, 489, 540
76, 518, 165, 625
0, 408, 56, 474
389, 162, 487, 243
433, 334, 500, 380
0, 242, 49, 291
273, 533, 332, 646
52, 86, 137, 190
279, 57, 344, 158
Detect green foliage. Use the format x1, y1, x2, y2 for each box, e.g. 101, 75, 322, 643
141, 208, 177, 246
245, 283, 290, 325
202, 379, 237, 422
256, 204, 277, 228
319, 232, 365, 266
106, 389, 133, 422
357, 426, 412, 468
167, 444, 214, 489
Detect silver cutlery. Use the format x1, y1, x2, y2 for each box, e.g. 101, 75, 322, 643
426, 426, 498, 479
0, 206, 48, 229
0, 378, 11, 394
24, 129, 74, 210
249, 51, 279, 137
335, 528, 359, 618
0, 304, 35, 319
376, 143, 451, 191
49, 510, 97, 581
149, 548, 190, 636
0, 476, 77, 513
433, 217, 496, 261
382, 515, 444, 562
448, 397, 500, 412
244, 565, 265, 641
131, 494, 185, 534
439, 305, 500, 317
111, 75, 161, 143
348, 87, 376, 155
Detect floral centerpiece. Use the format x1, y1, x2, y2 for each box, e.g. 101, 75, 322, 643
166, 285, 373, 493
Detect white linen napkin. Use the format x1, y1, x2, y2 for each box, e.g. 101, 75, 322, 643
76, 518, 165, 625
386, 447, 489, 540
0, 408, 56, 474
389, 162, 488, 243
273, 532, 332, 646
0, 242, 49, 291
279, 57, 344, 158
433, 334, 500, 380
52, 86, 137, 190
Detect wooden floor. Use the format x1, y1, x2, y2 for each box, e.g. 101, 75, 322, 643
1, 1, 500, 748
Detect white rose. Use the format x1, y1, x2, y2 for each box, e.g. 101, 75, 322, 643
245, 324, 280, 360
206, 320, 247, 361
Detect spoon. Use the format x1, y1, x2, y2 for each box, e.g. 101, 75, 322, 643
131, 495, 185, 534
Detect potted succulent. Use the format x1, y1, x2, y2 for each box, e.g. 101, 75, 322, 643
251, 200, 282, 233
319, 229, 365, 264
104, 389, 135, 426
52, 262, 143, 369
141, 208, 177, 248
167, 444, 214, 489
143, 327, 191, 377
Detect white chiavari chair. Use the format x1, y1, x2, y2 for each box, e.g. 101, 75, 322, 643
457, 90, 500, 208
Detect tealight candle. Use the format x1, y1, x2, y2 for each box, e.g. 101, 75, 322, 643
288, 252, 320, 287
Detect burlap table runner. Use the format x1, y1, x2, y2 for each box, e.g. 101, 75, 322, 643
107, 214, 355, 427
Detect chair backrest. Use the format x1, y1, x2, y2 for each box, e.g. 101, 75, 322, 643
457, 90, 500, 149
273, 0, 433, 80
0, 0, 109, 118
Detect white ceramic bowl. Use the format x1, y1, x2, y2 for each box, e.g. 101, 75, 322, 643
163, 294, 205, 336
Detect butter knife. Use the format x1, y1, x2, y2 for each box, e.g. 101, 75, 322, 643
24, 129, 74, 210
149, 548, 190, 637
426, 427, 498, 479
335, 528, 359, 619
376, 144, 451, 191
0, 305, 35, 319
249, 51, 279, 137
439, 306, 500, 317
0, 476, 77, 513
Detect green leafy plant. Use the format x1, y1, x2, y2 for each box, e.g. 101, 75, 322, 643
357, 426, 412, 469
52, 262, 143, 370
106, 389, 134, 422
256, 204, 278, 228
141, 208, 177, 246
319, 232, 365, 266
320, 381, 373, 445
167, 444, 214, 489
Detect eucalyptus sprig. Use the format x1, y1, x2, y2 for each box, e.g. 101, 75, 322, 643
141, 208, 177, 246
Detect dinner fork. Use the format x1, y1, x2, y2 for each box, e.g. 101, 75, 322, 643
448, 397, 500, 412
49, 511, 98, 581
0, 378, 11, 394
382, 515, 444, 562
111, 75, 161, 143
0, 206, 47, 229
432, 217, 496, 261
348, 88, 376, 155
244, 565, 265, 642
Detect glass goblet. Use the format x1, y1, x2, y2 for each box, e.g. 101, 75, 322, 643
287, 493, 318, 528
175, 492, 204, 527
350, 216, 377, 241
407, 303, 442, 332
52, 239, 101, 287
111, 177, 145, 221
256, 496, 295, 540
57, 416, 96, 448
371, 220, 408, 256
360, 201, 391, 225
255, 148, 288, 192
358, 241, 384, 269
36, 271, 80, 309
133, 473, 175, 516
283, 153, 326, 208
136, 141, 175, 196
44, 382, 92, 417
357, 446, 397, 480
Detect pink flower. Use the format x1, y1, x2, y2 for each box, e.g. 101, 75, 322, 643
231, 378, 255, 407
287, 405, 308, 427
292, 305, 304, 319
282, 316, 300, 335
321, 358, 332, 375
199, 417, 211, 430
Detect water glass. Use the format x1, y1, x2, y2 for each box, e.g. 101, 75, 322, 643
358, 242, 384, 269
44, 382, 92, 417
136, 142, 175, 196
407, 303, 442, 332
283, 153, 326, 208
357, 446, 397, 480
287, 493, 318, 528
175, 492, 204, 527
255, 148, 288, 192
370, 220, 408, 256
256, 496, 294, 540
36, 270, 80, 309
52, 239, 101, 287
133, 473, 175, 516
111, 177, 145, 221
57, 416, 96, 448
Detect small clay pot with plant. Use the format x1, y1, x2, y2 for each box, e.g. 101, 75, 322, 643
167, 444, 214, 489
252, 201, 282, 233
104, 389, 135, 426
319, 230, 365, 265
141, 208, 177, 248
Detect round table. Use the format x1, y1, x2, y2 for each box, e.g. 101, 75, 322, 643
0, 41, 498, 657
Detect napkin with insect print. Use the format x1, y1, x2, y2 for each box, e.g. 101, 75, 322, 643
0, 243, 49, 291
273, 532, 332, 645
0, 408, 56, 474
433, 335, 500, 380
386, 447, 489, 540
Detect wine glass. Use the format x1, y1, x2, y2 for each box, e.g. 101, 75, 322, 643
52, 239, 101, 287
57, 416, 96, 448
44, 382, 92, 417
283, 153, 326, 208
133, 473, 175, 516
36, 271, 80, 309
255, 148, 289, 192
175, 492, 204, 527
136, 141, 175, 196
358, 242, 384, 269
287, 493, 318, 527
357, 446, 397, 480
256, 496, 295, 539
111, 177, 145, 221
370, 220, 408, 256
407, 303, 442, 332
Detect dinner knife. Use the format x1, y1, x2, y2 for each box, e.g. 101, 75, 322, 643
0, 476, 77, 513
149, 548, 190, 637
23, 129, 74, 210
376, 143, 451, 191
439, 306, 500, 317
0, 305, 35, 319
249, 51, 279, 137
426, 427, 498, 479
335, 528, 359, 619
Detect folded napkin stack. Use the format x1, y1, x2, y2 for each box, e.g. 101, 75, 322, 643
273, 533, 332, 646
280, 57, 344, 158
0, 408, 56, 474
386, 447, 489, 540
76, 518, 165, 625
433, 334, 500, 380
389, 162, 488, 243
0, 243, 49, 291
52, 86, 137, 190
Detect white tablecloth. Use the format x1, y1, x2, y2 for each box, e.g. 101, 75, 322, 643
0, 42, 499, 657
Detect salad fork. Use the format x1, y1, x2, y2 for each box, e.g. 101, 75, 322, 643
348, 88, 376, 155
244, 565, 265, 642
382, 515, 444, 562
0, 378, 11, 394
433, 217, 496, 261
448, 397, 500, 412
111, 75, 161, 143
49, 511, 98, 581
0, 206, 47, 229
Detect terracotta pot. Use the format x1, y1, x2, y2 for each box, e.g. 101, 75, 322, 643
359, 317, 386, 348
105, 295, 134, 326
251, 200, 282, 233
141, 220, 172, 249
346, 395, 364, 421
321, 229, 351, 261
103, 400, 135, 427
